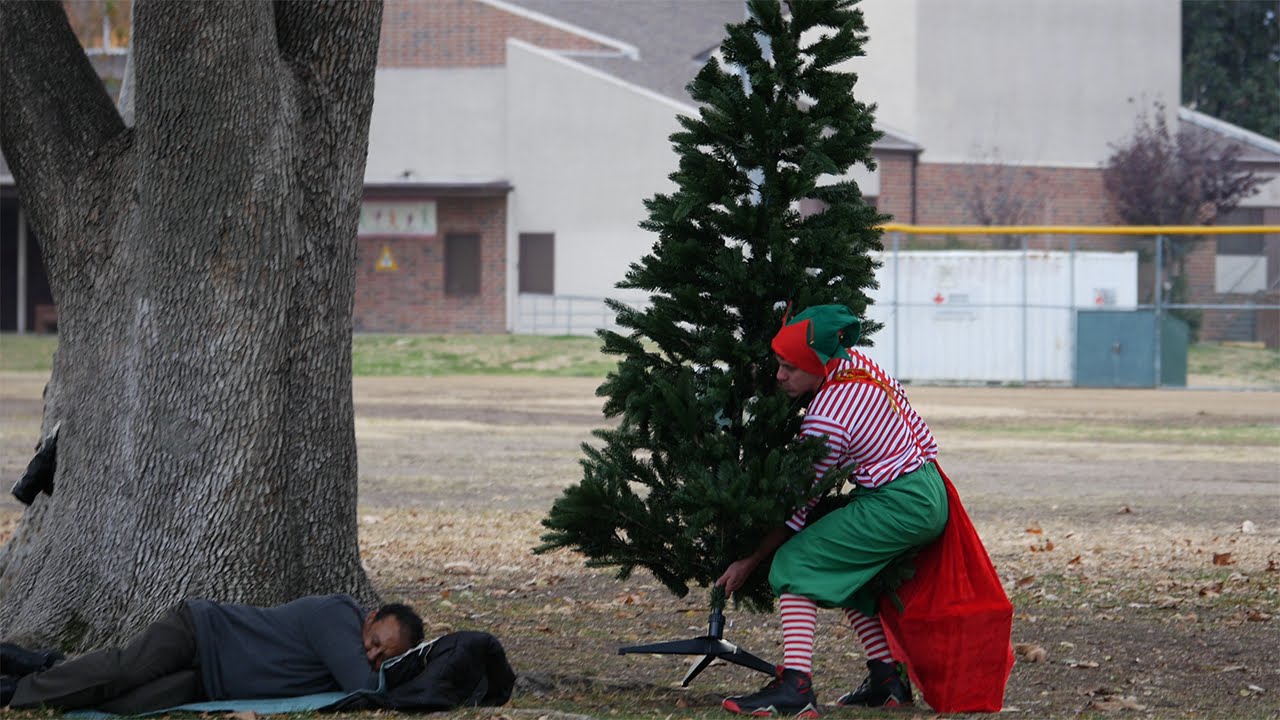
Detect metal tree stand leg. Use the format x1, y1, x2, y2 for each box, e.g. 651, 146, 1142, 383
618, 606, 776, 686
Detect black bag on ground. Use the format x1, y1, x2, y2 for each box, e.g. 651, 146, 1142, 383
325, 631, 515, 712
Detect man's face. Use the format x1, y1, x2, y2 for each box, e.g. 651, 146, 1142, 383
362, 613, 411, 669
775, 354, 822, 398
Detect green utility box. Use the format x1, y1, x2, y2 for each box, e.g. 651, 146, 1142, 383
1075, 310, 1189, 388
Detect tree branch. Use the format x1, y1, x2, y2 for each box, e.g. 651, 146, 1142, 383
131, 0, 281, 173
274, 0, 384, 96
0, 0, 125, 223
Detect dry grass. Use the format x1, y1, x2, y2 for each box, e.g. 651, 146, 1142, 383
0, 375, 1277, 719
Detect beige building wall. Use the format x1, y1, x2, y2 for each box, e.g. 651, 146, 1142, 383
505, 39, 689, 302
366, 68, 508, 182
849, 0, 920, 141
849, 0, 1181, 166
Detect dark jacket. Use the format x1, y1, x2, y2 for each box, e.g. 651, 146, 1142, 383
324, 631, 515, 712
187, 594, 376, 700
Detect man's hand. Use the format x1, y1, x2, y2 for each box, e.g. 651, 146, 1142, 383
715, 557, 761, 596
714, 527, 794, 597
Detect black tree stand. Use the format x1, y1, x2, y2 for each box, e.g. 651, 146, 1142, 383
619, 605, 776, 686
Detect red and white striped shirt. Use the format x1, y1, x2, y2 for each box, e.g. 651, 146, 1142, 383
785, 351, 938, 532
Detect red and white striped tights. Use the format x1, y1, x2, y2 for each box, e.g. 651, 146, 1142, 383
779, 594, 893, 674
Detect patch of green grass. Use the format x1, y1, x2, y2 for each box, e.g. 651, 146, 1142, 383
352, 334, 617, 377
941, 420, 1279, 446
4, 333, 1278, 388
0, 334, 58, 371
0, 332, 619, 378
1189, 343, 1280, 387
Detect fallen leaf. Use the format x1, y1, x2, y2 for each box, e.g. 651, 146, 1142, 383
1118, 505, 1132, 514
1247, 611, 1272, 622
1014, 643, 1048, 663
1067, 555, 1083, 566
1213, 552, 1234, 566
1026, 522, 1044, 535
1016, 575, 1037, 588
1267, 559, 1278, 572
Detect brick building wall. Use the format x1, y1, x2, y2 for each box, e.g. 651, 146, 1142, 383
379, 0, 613, 68
916, 163, 1115, 236
874, 157, 1118, 237
877, 163, 1149, 271
899, 161, 1278, 344
874, 151, 915, 225
1184, 235, 1280, 346
354, 195, 507, 333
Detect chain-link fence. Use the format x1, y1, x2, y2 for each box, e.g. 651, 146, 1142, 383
514, 224, 1280, 389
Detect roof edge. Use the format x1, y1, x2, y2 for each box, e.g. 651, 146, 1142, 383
1179, 107, 1280, 157
363, 180, 513, 197
508, 38, 698, 116
476, 0, 640, 60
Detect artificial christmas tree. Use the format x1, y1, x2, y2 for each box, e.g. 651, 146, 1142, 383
537, 0, 886, 683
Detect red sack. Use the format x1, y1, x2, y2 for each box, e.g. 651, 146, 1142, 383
879, 465, 1014, 713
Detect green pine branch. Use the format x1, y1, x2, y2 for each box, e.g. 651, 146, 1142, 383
538, 0, 886, 611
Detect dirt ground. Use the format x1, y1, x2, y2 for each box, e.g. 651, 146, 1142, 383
0, 373, 1277, 719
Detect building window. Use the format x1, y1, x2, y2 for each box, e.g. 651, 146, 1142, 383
445, 234, 481, 296
1214, 208, 1268, 294
519, 233, 555, 294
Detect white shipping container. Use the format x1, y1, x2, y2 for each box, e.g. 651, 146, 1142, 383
860, 250, 1138, 383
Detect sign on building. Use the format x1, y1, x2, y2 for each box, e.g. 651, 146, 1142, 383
359, 201, 437, 236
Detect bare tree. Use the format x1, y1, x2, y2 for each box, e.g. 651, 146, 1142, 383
1104, 105, 1259, 229
1103, 103, 1262, 334
0, 0, 383, 648
955, 150, 1045, 250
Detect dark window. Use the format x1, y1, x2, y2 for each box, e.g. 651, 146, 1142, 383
1216, 207, 1264, 255
519, 233, 555, 294
445, 234, 481, 296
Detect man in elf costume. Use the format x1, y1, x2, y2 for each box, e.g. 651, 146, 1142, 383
717, 304, 1010, 716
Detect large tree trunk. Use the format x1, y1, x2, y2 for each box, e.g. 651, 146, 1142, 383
0, 0, 384, 649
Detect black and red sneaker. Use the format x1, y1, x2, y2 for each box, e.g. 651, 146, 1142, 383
723, 668, 820, 718
835, 660, 913, 708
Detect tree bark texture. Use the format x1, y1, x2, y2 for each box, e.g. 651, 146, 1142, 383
0, 0, 384, 649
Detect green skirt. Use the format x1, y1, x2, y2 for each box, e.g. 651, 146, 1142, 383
768, 461, 949, 616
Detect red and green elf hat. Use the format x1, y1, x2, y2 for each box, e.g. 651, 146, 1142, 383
770, 304, 862, 376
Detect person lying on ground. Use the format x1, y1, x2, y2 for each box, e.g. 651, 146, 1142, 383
0, 594, 424, 714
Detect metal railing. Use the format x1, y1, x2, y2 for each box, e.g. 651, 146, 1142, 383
513, 293, 647, 336
878, 224, 1279, 387
513, 224, 1279, 388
